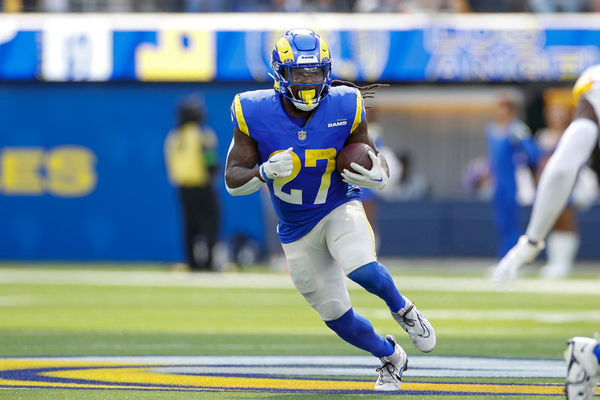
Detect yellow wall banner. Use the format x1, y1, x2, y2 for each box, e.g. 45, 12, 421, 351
135, 30, 215, 82
0, 146, 97, 197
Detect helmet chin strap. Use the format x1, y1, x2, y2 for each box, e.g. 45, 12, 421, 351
291, 89, 318, 111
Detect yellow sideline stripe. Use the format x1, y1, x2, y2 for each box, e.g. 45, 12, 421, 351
350, 88, 363, 133
1, 360, 591, 395
0, 379, 162, 390
34, 366, 374, 390
406, 382, 566, 395
0, 360, 152, 389
51, 366, 570, 394
234, 94, 249, 136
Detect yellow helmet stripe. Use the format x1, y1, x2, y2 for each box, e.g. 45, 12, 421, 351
351, 89, 363, 133
234, 94, 249, 136
319, 36, 330, 61
276, 37, 295, 63
573, 73, 594, 104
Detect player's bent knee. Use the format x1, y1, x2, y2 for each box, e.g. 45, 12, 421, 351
288, 263, 317, 294
314, 299, 351, 322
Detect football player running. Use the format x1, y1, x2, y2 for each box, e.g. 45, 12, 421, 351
224, 29, 435, 391
492, 65, 600, 400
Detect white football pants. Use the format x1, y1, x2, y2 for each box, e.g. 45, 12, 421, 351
281, 200, 377, 321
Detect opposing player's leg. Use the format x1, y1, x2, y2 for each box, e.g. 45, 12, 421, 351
564, 336, 600, 400
281, 217, 407, 390
327, 200, 436, 353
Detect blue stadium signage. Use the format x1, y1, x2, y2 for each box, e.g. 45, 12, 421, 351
0, 14, 599, 82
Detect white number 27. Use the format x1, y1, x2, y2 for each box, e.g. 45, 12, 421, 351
271, 148, 337, 205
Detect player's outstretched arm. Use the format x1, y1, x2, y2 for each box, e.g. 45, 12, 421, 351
493, 99, 599, 289
224, 127, 264, 196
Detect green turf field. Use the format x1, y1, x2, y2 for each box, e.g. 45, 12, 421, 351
1, 262, 599, 399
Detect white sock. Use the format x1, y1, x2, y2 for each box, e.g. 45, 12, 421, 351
540, 231, 580, 279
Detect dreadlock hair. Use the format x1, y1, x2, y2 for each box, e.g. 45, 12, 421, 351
331, 79, 389, 107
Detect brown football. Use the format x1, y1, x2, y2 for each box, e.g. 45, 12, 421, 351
337, 143, 374, 174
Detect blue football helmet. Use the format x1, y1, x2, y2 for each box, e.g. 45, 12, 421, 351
271, 29, 332, 111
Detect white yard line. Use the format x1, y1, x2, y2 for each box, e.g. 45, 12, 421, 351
0, 296, 33, 306
362, 308, 600, 323
2, 355, 565, 378
0, 268, 598, 295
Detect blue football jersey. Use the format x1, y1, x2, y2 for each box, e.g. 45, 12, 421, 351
231, 85, 365, 243
486, 120, 540, 202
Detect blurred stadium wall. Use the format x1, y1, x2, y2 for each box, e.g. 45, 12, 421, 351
1, 13, 600, 261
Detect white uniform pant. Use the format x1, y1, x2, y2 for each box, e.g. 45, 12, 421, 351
281, 200, 377, 321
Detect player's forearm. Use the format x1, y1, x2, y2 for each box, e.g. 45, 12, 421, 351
526, 118, 598, 241
225, 163, 262, 186
224, 166, 264, 196
224, 134, 265, 195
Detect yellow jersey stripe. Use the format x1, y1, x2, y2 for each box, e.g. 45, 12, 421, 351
350, 89, 363, 133
234, 94, 249, 136
361, 205, 377, 257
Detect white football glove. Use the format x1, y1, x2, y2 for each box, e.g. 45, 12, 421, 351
492, 235, 545, 290
341, 151, 389, 190
259, 147, 294, 181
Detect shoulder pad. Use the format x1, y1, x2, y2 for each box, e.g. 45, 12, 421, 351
573, 65, 600, 103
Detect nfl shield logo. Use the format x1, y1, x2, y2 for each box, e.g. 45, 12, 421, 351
298, 130, 307, 140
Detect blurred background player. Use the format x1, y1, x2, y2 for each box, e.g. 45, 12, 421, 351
360, 109, 427, 245
492, 64, 600, 400
536, 97, 581, 279
360, 107, 403, 249
392, 151, 429, 201
486, 92, 540, 260
360, 108, 384, 248
224, 28, 435, 391
462, 156, 494, 201
165, 98, 220, 271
